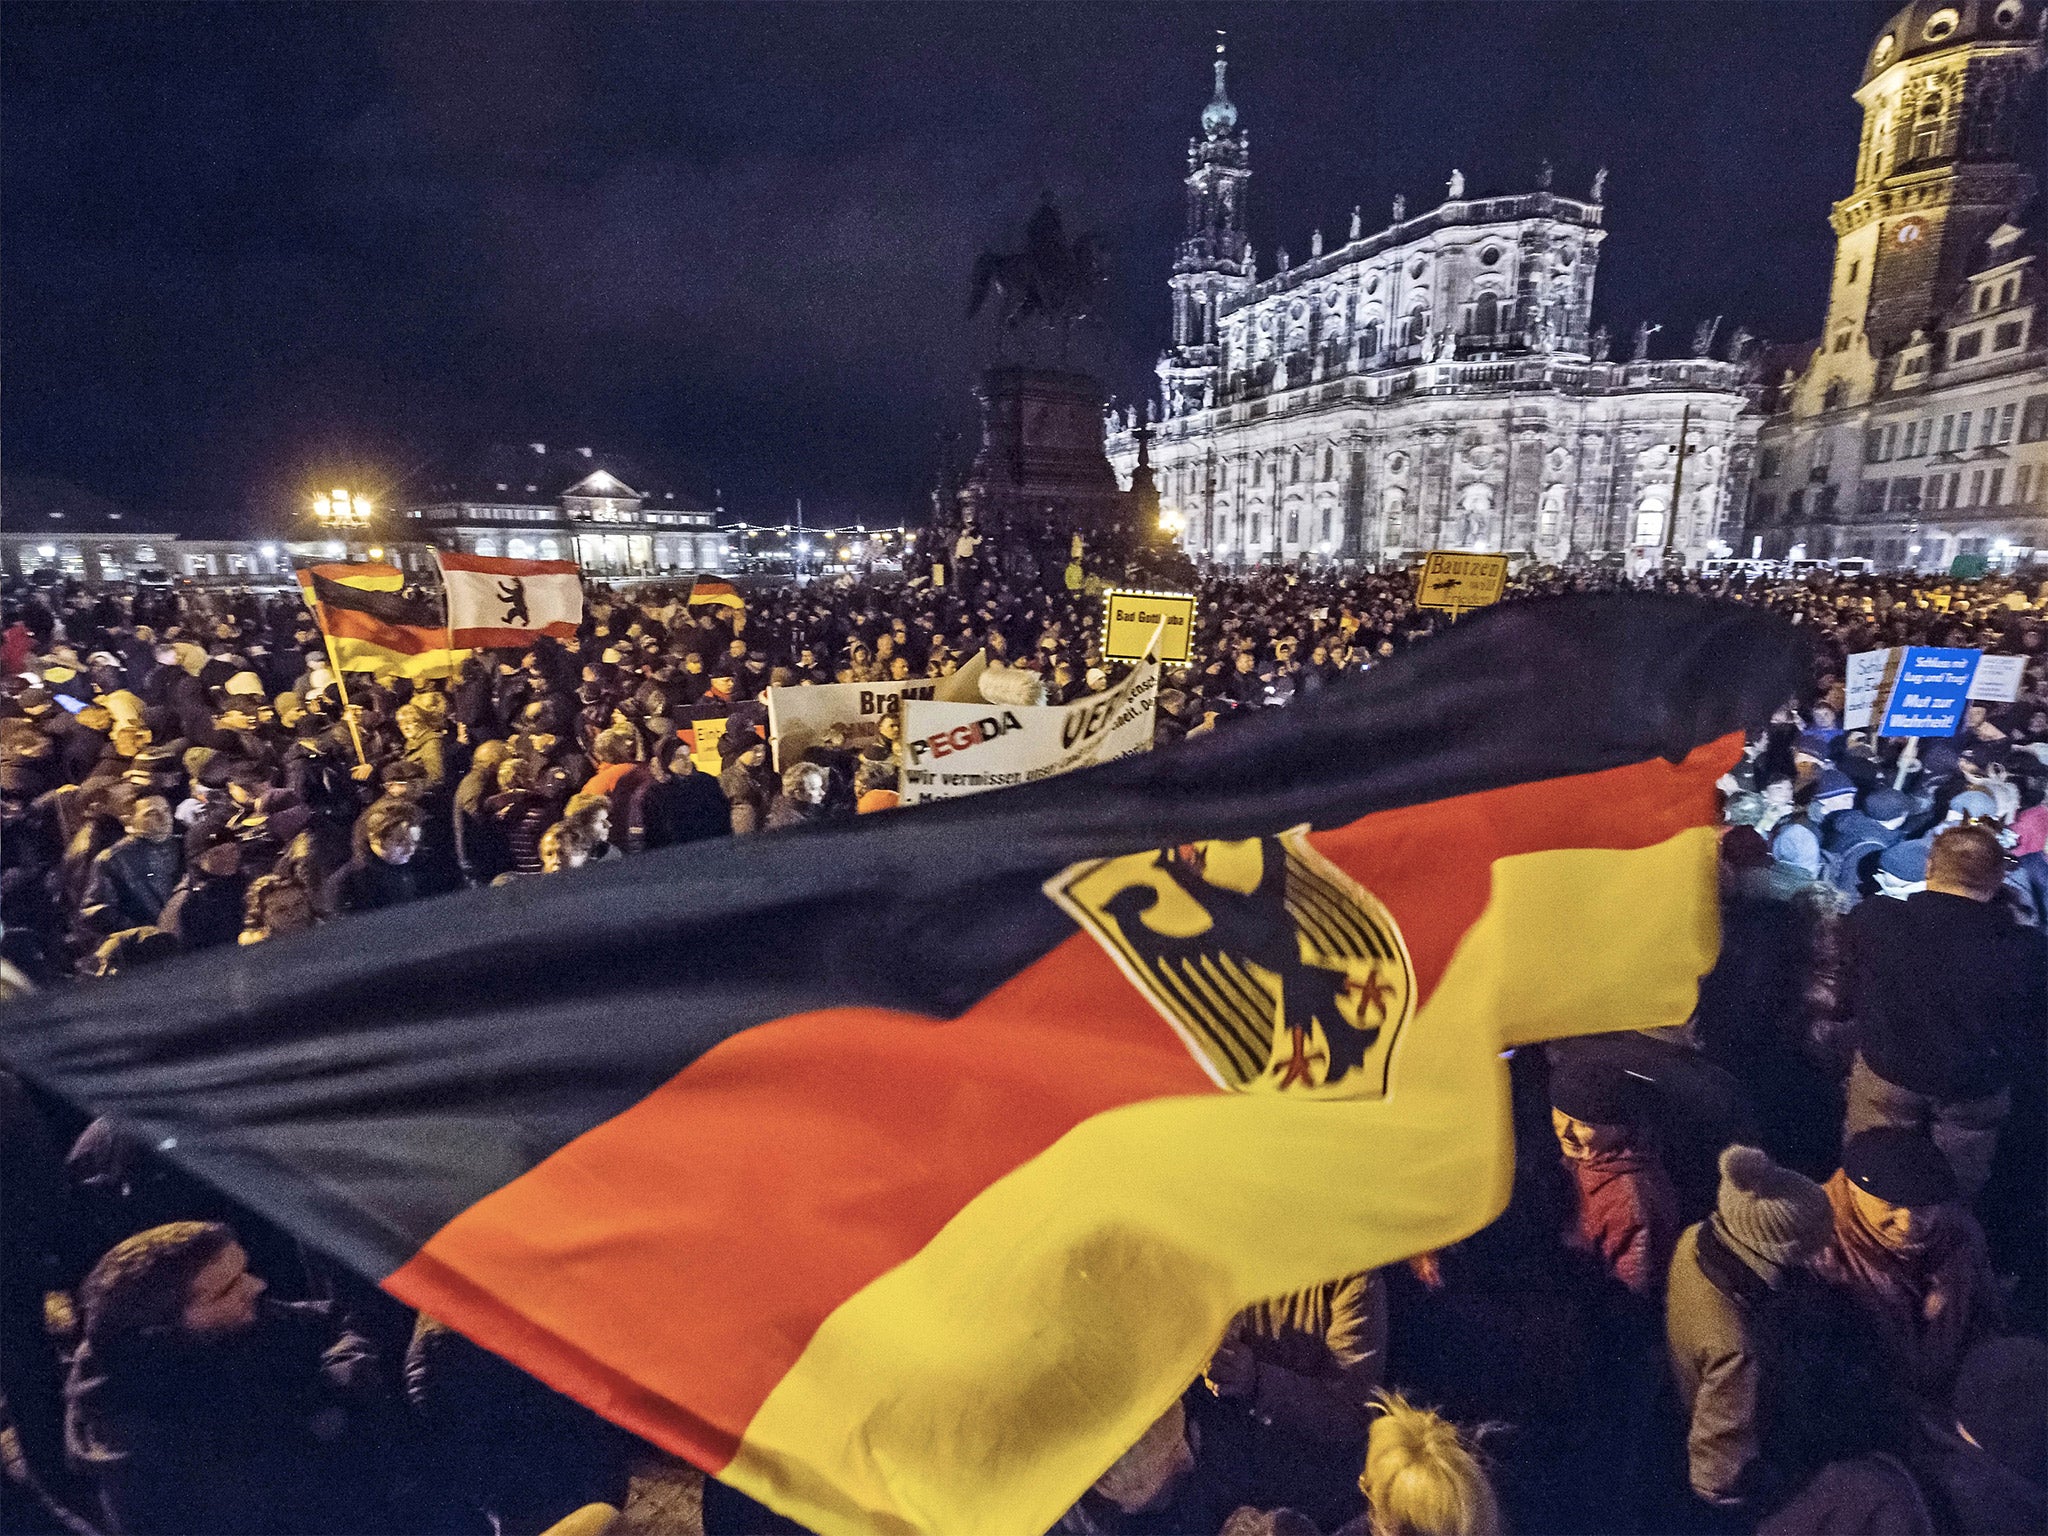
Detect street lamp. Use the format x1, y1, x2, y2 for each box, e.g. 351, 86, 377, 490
312, 486, 373, 530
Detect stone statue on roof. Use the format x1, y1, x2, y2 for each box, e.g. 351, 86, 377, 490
1447, 169, 1465, 199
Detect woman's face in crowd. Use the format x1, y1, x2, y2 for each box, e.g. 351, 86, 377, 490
181, 1242, 265, 1337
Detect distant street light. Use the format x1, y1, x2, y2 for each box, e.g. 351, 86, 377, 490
312, 486, 373, 531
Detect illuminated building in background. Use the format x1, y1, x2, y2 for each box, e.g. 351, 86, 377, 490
1750, 0, 2047, 570
1108, 41, 1756, 571
399, 442, 728, 577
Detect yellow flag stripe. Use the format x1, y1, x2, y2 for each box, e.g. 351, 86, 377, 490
719, 826, 1718, 1536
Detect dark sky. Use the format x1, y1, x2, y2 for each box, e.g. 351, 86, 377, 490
3, 1, 1902, 533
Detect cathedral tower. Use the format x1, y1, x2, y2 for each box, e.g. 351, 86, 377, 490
1167, 38, 1252, 370
1810, 0, 2042, 405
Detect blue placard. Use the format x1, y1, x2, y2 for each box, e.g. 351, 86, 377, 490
1879, 647, 1980, 737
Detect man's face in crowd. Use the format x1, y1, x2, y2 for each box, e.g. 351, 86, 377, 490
181, 1242, 265, 1337
128, 796, 174, 843
742, 743, 767, 771
586, 807, 611, 845
1550, 1109, 1626, 1162
370, 823, 421, 866
888, 656, 911, 681
1848, 1180, 1941, 1253
1234, 652, 1255, 674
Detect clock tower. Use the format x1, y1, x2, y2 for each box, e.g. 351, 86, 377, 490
1801, 0, 2043, 412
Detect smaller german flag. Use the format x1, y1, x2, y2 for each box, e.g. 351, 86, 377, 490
295, 563, 462, 679
688, 575, 745, 611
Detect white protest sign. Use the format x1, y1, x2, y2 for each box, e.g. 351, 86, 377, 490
1968, 654, 2024, 703
765, 653, 985, 769
898, 658, 1160, 805
1842, 648, 1898, 730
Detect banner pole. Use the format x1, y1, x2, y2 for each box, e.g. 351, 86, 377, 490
428, 545, 458, 661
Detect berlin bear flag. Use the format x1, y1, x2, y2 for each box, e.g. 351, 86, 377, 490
0, 596, 1805, 1536
437, 549, 582, 649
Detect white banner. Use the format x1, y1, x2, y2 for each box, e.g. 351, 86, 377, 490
898, 659, 1159, 805
766, 653, 985, 769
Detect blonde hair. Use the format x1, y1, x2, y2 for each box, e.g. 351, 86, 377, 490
1361, 1391, 1501, 1536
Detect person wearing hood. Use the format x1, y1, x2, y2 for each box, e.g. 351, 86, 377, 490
63, 1220, 405, 1536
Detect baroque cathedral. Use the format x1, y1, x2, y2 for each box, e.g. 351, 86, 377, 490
1107, 42, 1756, 570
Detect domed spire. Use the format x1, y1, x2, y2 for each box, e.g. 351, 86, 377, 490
1201, 32, 1237, 138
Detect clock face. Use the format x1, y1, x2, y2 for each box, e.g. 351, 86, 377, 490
1894, 218, 1926, 246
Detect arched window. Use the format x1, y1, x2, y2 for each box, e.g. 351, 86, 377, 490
1286, 509, 1300, 544
1823, 379, 1847, 411
1290, 452, 1302, 484
1323, 447, 1334, 479
1250, 514, 1262, 545
1361, 319, 1382, 356
1322, 506, 1334, 542
1471, 290, 1499, 335
1405, 307, 1429, 346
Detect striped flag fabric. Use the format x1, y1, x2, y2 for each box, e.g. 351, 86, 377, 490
439, 550, 582, 650
0, 595, 1805, 1536
688, 575, 746, 610
294, 562, 462, 679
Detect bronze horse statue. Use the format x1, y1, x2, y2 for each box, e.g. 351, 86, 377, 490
969, 197, 1107, 353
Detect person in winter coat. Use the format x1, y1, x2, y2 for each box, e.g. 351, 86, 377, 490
1667, 1145, 1893, 1516
718, 731, 775, 835
765, 760, 837, 830
614, 736, 728, 852
453, 740, 513, 885
1817, 1128, 2002, 1402
1549, 1057, 1683, 1300
63, 1221, 407, 1536
318, 799, 424, 917
79, 792, 182, 935
157, 835, 249, 952
1842, 825, 2047, 1198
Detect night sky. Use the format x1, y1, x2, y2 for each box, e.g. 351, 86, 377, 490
3, 1, 1905, 534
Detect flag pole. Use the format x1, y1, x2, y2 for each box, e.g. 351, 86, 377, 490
321, 630, 368, 768
429, 545, 460, 666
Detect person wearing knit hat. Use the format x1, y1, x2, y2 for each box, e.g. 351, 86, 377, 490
1665, 1146, 1835, 1510
1549, 1056, 1681, 1299
1818, 1129, 2001, 1401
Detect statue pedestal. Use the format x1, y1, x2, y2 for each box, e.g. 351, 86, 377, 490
958, 367, 1136, 532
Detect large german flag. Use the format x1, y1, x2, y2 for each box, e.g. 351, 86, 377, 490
0, 596, 1804, 1536
295, 562, 463, 679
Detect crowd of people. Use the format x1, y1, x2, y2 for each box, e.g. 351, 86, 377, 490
1, 537, 2045, 1536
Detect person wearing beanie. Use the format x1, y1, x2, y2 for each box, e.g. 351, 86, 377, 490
1842, 824, 2047, 1201
1548, 1057, 1682, 1300
1817, 1129, 2001, 1401
1666, 1146, 1842, 1511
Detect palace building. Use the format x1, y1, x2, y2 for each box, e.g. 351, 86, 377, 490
1107, 42, 1756, 571
1749, 0, 2047, 571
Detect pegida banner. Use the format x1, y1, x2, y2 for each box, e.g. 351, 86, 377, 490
898, 659, 1160, 805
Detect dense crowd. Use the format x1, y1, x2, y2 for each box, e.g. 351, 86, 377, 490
1, 538, 2045, 1536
